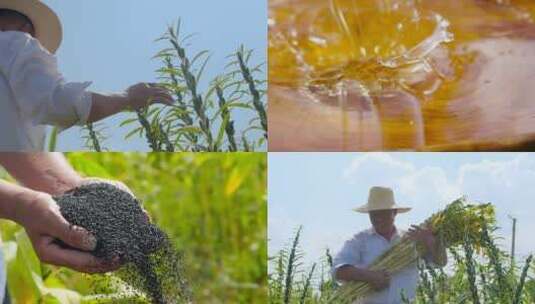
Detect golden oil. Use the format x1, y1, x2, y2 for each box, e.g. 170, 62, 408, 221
269, 0, 452, 95
269, 0, 535, 151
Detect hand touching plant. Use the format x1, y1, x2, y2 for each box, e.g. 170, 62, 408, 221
407, 225, 436, 250
124, 83, 175, 109
88, 83, 174, 123
407, 224, 447, 266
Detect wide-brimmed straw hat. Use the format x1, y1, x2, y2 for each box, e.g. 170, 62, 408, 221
0, 0, 62, 53
353, 186, 412, 213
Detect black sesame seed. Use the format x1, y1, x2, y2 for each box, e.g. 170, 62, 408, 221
54, 183, 190, 303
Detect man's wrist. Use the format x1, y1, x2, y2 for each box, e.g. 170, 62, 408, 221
0, 181, 37, 224
350, 266, 375, 283
362, 268, 379, 282
112, 92, 129, 104
10, 188, 45, 225
88, 92, 131, 123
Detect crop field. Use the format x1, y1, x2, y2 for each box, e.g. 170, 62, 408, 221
48, 20, 267, 152
0, 153, 267, 303
269, 199, 535, 304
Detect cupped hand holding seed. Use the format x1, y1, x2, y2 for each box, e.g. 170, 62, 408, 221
81, 178, 151, 222
14, 191, 122, 274
125, 82, 175, 109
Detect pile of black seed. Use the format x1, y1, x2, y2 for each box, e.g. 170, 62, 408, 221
53, 182, 190, 304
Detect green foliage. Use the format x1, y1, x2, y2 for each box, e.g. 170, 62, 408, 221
426, 198, 496, 249
271, 201, 534, 304
228, 45, 268, 140
269, 227, 337, 304
48, 127, 58, 152
1, 153, 267, 303
413, 244, 533, 304
82, 123, 107, 152
94, 20, 267, 152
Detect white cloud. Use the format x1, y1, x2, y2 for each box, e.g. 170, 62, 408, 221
343, 153, 414, 180
398, 166, 461, 203
270, 153, 535, 270
343, 153, 461, 210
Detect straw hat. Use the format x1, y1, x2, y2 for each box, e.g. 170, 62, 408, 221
354, 186, 412, 213
0, 0, 62, 53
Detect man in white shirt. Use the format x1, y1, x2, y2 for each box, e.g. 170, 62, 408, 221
332, 186, 447, 304
0, 1, 174, 151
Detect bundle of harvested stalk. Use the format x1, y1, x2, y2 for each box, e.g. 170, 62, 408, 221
327, 197, 495, 304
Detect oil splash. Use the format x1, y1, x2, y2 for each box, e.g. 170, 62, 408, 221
269, 0, 535, 151
269, 0, 453, 99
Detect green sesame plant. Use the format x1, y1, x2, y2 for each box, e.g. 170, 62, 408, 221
0, 153, 267, 303
79, 20, 266, 152
270, 199, 534, 304
82, 123, 107, 152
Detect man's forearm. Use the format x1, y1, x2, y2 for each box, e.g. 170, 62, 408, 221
335, 265, 376, 283
87, 92, 129, 123
0, 153, 82, 195
0, 180, 36, 223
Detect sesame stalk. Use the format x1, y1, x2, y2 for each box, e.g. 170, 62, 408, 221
216, 85, 238, 152
136, 108, 162, 152
236, 46, 268, 138
167, 26, 214, 151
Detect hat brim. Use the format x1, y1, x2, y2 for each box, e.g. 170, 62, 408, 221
353, 204, 412, 214
0, 0, 62, 53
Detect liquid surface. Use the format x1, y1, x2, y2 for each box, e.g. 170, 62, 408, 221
269, 0, 535, 151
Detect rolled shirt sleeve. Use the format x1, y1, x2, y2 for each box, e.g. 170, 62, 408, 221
4, 32, 92, 130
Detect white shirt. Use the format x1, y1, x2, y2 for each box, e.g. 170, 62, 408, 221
332, 227, 431, 304
0, 31, 93, 151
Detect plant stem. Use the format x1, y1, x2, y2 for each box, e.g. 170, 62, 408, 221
237, 47, 268, 138
87, 123, 102, 152
168, 29, 214, 151
48, 127, 58, 152
299, 263, 316, 304
159, 123, 175, 152
284, 226, 302, 304
163, 56, 198, 149
513, 255, 533, 304
464, 235, 481, 304
216, 85, 238, 152
136, 109, 161, 152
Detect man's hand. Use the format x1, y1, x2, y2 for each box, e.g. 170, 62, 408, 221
88, 83, 174, 123
407, 224, 436, 250
334, 265, 391, 290
14, 191, 121, 274
125, 83, 174, 109
367, 269, 391, 291
407, 224, 448, 266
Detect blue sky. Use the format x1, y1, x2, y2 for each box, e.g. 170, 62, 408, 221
269, 152, 535, 269
42, 0, 266, 151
